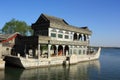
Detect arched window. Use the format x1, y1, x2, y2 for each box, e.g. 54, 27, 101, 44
84, 34, 86, 41
79, 34, 82, 41
65, 45, 69, 55
58, 45, 63, 56
51, 45, 56, 56
73, 33, 77, 40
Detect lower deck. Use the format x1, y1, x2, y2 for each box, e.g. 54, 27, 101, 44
4, 48, 101, 69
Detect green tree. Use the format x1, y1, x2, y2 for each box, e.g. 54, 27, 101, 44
2, 19, 33, 35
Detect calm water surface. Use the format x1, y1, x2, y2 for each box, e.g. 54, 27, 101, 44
0, 48, 120, 80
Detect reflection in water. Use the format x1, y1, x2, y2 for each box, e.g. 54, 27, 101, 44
5, 67, 23, 80
4, 60, 100, 80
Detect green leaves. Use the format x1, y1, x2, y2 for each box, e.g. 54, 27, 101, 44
2, 19, 33, 36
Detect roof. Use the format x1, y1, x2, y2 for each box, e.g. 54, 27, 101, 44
42, 13, 69, 25
0, 32, 19, 41
0, 34, 12, 40
33, 13, 92, 35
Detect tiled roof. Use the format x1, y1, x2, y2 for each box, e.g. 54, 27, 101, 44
0, 32, 19, 41
42, 14, 69, 25
0, 34, 11, 40
32, 13, 92, 35
42, 14, 92, 34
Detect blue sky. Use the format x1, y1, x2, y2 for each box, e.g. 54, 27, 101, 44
0, 0, 120, 47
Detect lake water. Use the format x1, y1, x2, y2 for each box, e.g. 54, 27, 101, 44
0, 48, 120, 80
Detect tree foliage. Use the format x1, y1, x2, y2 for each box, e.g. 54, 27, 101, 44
2, 19, 33, 35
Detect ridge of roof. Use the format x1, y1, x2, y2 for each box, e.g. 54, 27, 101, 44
33, 13, 92, 34
0, 32, 20, 39
41, 13, 69, 25
41, 13, 63, 20
41, 14, 90, 30
0, 34, 11, 39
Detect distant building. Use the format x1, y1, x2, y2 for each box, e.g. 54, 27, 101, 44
0, 32, 19, 58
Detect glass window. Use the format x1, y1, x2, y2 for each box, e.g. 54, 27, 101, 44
58, 34, 63, 38
65, 35, 69, 39
51, 33, 56, 37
